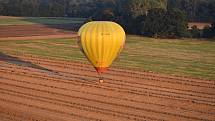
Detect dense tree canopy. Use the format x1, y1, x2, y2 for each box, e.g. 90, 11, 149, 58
123, 0, 167, 17
0, 0, 214, 38
203, 22, 215, 38
168, 0, 215, 22
0, 0, 214, 22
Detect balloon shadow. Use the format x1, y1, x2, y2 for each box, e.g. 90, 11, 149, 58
0, 52, 53, 72
22, 17, 83, 32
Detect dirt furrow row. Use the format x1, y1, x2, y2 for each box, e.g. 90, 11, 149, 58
19, 55, 215, 82
1, 70, 213, 116
0, 78, 162, 121
1, 53, 215, 121
0, 89, 160, 121
1, 59, 215, 98
1, 55, 214, 87
0, 69, 213, 117
0, 97, 102, 121
0, 106, 60, 121
1, 64, 215, 105
0, 77, 214, 121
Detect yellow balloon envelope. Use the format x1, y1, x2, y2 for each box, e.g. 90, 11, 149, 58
78, 21, 126, 74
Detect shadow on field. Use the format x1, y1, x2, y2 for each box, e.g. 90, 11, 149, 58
0, 52, 53, 72
22, 17, 84, 32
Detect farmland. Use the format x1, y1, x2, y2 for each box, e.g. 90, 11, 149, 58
0, 17, 215, 121
0, 16, 86, 25
1, 37, 215, 80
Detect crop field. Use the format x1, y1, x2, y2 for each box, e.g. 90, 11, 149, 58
0, 17, 214, 121
1, 36, 215, 80
0, 16, 85, 40
0, 16, 86, 25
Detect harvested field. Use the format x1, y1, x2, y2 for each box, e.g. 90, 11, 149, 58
0, 16, 22, 19
0, 17, 86, 26
0, 24, 79, 39
0, 53, 214, 121
0, 16, 83, 40
0, 17, 214, 121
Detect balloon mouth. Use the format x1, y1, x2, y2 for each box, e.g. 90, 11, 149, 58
95, 67, 108, 74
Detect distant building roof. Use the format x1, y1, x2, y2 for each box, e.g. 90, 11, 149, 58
188, 22, 211, 30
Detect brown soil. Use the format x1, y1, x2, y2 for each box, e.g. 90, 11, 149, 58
0, 16, 22, 19
0, 24, 79, 40
0, 54, 214, 121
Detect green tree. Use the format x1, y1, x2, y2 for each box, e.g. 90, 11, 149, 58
208, 1, 215, 21
119, 0, 167, 34
139, 8, 189, 38
203, 22, 215, 38
49, 0, 65, 17
165, 8, 189, 37
168, 0, 215, 22
92, 8, 115, 21
142, 9, 166, 37
190, 25, 201, 38
20, 0, 40, 16
91, 0, 116, 20
39, 0, 50, 16
124, 0, 167, 17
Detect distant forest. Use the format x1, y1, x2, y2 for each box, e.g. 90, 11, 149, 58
0, 0, 214, 22
0, 0, 214, 38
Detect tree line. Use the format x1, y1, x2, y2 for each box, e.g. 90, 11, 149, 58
0, 0, 214, 38
0, 0, 214, 21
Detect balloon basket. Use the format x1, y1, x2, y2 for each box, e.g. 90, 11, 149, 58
99, 79, 104, 83
99, 76, 104, 83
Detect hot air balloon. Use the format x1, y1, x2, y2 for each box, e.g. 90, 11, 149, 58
78, 21, 126, 83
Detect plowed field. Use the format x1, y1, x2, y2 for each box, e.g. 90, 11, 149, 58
0, 54, 214, 121
0, 20, 214, 121
0, 24, 79, 40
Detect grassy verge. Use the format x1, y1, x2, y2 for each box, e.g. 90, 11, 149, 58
0, 17, 86, 25
0, 36, 214, 80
